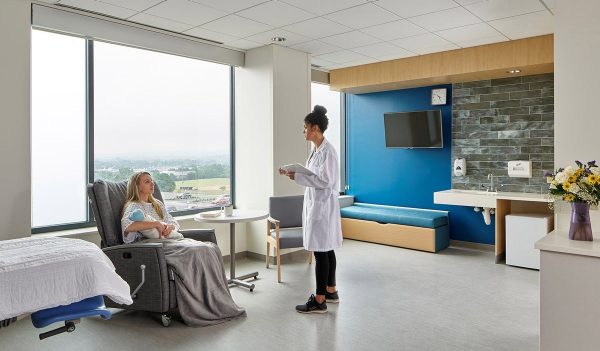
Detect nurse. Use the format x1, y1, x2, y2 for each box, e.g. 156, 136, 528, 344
279, 105, 342, 314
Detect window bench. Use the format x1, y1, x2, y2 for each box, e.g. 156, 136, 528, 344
340, 203, 450, 253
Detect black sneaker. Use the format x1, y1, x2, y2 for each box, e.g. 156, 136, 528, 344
295, 294, 327, 314
325, 290, 339, 303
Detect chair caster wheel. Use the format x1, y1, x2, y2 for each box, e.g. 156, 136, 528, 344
250, 288, 254, 292
161, 314, 172, 327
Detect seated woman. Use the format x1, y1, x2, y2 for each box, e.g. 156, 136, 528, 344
120, 171, 245, 326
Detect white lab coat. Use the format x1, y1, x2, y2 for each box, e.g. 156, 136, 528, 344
294, 138, 343, 252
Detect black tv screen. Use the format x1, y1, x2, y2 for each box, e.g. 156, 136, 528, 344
384, 110, 443, 148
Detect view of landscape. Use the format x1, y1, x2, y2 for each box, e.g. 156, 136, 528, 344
95, 156, 230, 212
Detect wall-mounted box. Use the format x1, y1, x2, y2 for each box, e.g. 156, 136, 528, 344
508, 161, 532, 178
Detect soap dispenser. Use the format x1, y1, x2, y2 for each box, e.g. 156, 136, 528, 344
454, 158, 466, 177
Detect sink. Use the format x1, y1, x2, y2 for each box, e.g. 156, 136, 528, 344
433, 189, 497, 208
449, 189, 497, 195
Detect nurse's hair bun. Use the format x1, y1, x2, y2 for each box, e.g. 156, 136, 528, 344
304, 105, 329, 132
312, 105, 327, 116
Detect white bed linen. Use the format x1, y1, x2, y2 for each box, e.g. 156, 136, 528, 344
0, 237, 133, 320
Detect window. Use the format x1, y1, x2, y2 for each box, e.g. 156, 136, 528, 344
93, 42, 231, 213
311, 82, 344, 191
31, 29, 233, 231
31, 30, 87, 228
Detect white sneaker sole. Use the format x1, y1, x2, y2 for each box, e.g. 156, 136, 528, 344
326, 299, 339, 304
296, 309, 328, 314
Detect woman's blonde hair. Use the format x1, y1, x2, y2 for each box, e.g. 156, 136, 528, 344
124, 171, 164, 219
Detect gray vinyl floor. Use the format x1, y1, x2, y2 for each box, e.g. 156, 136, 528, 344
2, 240, 539, 351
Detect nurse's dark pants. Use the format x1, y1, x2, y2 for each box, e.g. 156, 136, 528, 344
314, 250, 336, 295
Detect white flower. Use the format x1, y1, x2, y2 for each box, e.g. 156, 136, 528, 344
555, 172, 568, 183
564, 166, 575, 176
590, 167, 600, 176
549, 183, 557, 189
569, 183, 581, 194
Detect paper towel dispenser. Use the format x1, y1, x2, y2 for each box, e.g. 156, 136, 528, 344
508, 160, 532, 178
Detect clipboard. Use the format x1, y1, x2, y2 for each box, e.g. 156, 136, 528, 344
280, 163, 315, 176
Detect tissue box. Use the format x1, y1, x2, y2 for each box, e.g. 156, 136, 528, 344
508, 160, 532, 178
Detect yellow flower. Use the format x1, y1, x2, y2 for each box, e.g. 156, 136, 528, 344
576, 169, 583, 176
563, 182, 571, 191
589, 174, 598, 185
564, 193, 576, 202
568, 175, 577, 183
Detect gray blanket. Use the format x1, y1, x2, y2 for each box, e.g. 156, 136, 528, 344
143, 238, 246, 326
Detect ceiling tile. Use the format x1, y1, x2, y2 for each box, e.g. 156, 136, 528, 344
465, 0, 545, 21
489, 10, 553, 40
314, 50, 372, 64
374, 0, 459, 18
36, 0, 60, 3
280, 0, 368, 16
290, 40, 341, 55
244, 29, 311, 46
376, 52, 418, 62
59, 0, 137, 18
144, 0, 226, 26
360, 19, 426, 41
183, 27, 240, 43
224, 39, 263, 50
283, 17, 351, 39
334, 57, 380, 68
350, 42, 412, 58
311, 56, 338, 68
436, 22, 507, 47
190, 0, 268, 12
236, 1, 315, 27
98, 0, 163, 12
409, 7, 481, 32
201, 15, 272, 37
391, 33, 459, 55
324, 3, 400, 29
128, 13, 194, 32
319, 30, 381, 49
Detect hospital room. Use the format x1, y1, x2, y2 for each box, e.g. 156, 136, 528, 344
1, 1, 598, 350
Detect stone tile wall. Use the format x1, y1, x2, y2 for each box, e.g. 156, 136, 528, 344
452, 73, 554, 193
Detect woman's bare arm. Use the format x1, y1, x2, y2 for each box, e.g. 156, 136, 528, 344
124, 221, 165, 233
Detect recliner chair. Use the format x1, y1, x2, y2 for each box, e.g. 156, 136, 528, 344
87, 180, 217, 327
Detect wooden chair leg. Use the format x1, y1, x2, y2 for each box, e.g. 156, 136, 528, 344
308, 251, 312, 265
277, 247, 281, 283
266, 241, 270, 268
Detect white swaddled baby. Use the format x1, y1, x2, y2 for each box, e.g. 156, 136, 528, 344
128, 209, 184, 239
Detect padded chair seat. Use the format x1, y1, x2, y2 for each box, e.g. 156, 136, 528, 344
340, 203, 448, 229
269, 227, 303, 249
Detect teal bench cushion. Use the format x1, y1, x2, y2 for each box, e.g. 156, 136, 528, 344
340, 203, 449, 229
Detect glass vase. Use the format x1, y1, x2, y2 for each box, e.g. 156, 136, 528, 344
569, 202, 593, 241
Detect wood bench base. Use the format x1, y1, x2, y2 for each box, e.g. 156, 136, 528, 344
341, 217, 448, 253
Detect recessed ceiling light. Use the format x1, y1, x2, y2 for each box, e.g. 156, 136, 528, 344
271, 37, 286, 42
507, 69, 521, 74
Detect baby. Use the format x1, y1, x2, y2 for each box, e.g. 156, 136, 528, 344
128, 209, 184, 239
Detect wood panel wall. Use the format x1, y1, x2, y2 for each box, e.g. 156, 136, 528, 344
329, 34, 554, 94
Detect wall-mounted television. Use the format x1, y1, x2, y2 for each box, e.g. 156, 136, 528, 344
384, 110, 443, 148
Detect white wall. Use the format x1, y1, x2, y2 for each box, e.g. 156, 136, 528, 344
0, 0, 31, 241
555, 0, 600, 230
235, 44, 309, 256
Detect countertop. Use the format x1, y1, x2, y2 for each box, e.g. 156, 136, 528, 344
535, 230, 600, 258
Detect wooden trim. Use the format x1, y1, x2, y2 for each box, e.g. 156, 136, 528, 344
450, 239, 495, 252
495, 199, 511, 262
341, 218, 438, 252
330, 35, 554, 94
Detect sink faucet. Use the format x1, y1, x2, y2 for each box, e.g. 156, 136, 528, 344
481, 174, 500, 192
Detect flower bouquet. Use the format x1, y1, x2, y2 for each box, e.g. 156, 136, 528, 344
547, 160, 600, 241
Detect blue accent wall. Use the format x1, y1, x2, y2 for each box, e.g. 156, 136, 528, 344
346, 85, 495, 245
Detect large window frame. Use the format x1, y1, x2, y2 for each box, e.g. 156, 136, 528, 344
32, 31, 235, 234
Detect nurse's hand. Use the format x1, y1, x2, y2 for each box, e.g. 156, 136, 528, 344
286, 171, 295, 180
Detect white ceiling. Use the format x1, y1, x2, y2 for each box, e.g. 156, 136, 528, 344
38, 0, 555, 71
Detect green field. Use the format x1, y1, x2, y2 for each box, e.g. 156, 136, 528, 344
174, 178, 230, 195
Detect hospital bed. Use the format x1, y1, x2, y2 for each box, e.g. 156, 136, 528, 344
0, 237, 133, 339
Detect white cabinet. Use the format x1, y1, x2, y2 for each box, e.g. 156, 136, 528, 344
506, 214, 553, 269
